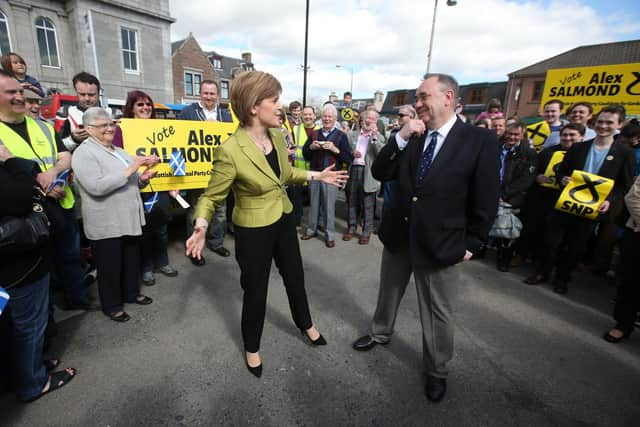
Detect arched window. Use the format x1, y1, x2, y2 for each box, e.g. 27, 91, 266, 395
0, 11, 11, 55
35, 17, 59, 67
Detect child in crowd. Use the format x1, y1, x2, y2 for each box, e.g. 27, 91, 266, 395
1, 52, 45, 97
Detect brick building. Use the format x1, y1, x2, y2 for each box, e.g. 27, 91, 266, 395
171, 33, 216, 104
171, 33, 255, 104
504, 39, 640, 118
205, 50, 254, 102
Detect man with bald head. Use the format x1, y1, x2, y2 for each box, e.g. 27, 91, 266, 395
353, 73, 500, 402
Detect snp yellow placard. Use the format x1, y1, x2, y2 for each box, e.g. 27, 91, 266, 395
340, 107, 354, 121
540, 151, 566, 189
541, 63, 640, 115
526, 120, 550, 153
119, 119, 237, 191
554, 170, 614, 220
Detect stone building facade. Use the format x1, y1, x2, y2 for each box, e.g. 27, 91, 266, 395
0, 0, 175, 103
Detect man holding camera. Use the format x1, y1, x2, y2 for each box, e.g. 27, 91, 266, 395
301, 104, 353, 247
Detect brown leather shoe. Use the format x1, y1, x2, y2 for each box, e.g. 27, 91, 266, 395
300, 233, 316, 241
325, 240, 335, 248
358, 236, 370, 245
342, 233, 353, 241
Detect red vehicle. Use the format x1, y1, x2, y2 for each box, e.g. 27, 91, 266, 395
39, 93, 79, 132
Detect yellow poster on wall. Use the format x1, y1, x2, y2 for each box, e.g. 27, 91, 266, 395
526, 120, 550, 153
540, 151, 566, 189
119, 119, 237, 191
540, 63, 640, 115
554, 170, 614, 220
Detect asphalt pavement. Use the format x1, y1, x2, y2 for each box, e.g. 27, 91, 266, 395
1, 206, 639, 427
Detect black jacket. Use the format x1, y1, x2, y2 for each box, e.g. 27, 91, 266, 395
372, 119, 500, 269
0, 158, 49, 287
499, 142, 537, 208
558, 140, 636, 204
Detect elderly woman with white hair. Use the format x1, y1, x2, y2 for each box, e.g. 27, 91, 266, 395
71, 107, 158, 322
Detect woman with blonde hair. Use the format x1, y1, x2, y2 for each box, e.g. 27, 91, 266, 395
186, 71, 347, 377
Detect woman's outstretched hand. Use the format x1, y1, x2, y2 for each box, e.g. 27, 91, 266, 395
186, 219, 207, 260
315, 165, 348, 187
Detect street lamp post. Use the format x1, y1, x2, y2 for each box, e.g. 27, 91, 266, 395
335, 64, 354, 93
302, 0, 310, 106
426, 0, 457, 74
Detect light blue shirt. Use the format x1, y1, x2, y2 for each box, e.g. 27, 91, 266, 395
394, 113, 457, 159
584, 144, 609, 175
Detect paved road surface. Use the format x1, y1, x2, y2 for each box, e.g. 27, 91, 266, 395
1, 213, 639, 426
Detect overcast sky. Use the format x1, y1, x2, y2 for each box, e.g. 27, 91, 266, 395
169, 0, 640, 105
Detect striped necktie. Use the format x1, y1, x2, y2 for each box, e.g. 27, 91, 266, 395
416, 131, 438, 185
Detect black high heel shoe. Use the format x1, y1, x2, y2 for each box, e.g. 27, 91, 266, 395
301, 328, 327, 346
245, 360, 263, 378
603, 325, 633, 343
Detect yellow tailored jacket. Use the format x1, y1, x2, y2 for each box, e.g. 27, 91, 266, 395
194, 127, 308, 228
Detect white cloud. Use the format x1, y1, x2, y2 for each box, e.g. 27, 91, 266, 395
169, 0, 640, 105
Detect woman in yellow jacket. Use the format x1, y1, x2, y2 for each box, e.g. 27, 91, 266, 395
186, 71, 348, 377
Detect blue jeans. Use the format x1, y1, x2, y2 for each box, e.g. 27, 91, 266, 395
2, 274, 50, 401
52, 208, 87, 303
141, 223, 170, 273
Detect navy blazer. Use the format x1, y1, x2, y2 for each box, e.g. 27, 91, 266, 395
372, 119, 500, 269
178, 103, 233, 122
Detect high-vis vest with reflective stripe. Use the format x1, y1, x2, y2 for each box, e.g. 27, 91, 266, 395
0, 117, 75, 209
292, 124, 319, 171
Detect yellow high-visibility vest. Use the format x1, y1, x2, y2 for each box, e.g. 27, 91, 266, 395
292, 124, 319, 171
0, 117, 75, 209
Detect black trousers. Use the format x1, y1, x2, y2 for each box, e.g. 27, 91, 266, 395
286, 185, 304, 227
92, 236, 141, 315
537, 211, 596, 282
234, 213, 313, 352
613, 229, 640, 330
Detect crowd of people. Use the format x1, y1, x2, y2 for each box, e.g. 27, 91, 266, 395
469, 98, 640, 344
0, 49, 638, 405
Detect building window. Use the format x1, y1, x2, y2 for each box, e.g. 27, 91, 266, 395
212, 58, 221, 69
184, 71, 202, 97
35, 17, 59, 67
220, 80, 229, 99
469, 88, 483, 104
532, 81, 545, 101
121, 28, 138, 72
0, 12, 11, 55
394, 93, 407, 105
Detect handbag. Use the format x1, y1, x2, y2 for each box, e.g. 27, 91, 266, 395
0, 189, 51, 256
489, 204, 523, 240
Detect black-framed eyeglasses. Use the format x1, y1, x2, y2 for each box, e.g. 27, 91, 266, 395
135, 102, 153, 107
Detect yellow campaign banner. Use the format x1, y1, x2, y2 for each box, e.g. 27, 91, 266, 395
119, 118, 237, 192
540, 151, 566, 189
526, 120, 550, 153
540, 63, 640, 115
554, 170, 614, 220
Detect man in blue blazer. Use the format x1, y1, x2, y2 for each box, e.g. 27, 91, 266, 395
179, 80, 233, 266
179, 80, 233, 122
352, 73, 500, 402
